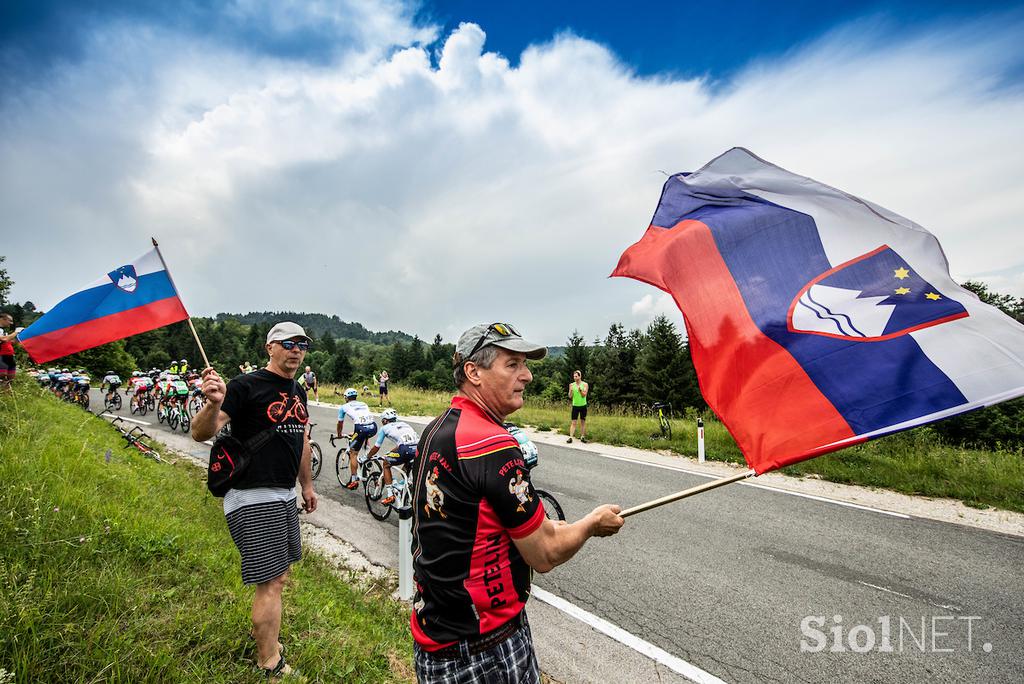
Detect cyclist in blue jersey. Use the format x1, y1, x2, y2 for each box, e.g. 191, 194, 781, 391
364, 408, 418, 505
336, 388, 378, 490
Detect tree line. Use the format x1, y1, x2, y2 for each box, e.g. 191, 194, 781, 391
2, 255, 1021, 451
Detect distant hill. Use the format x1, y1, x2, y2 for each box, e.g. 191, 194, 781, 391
215, 312, 417, 345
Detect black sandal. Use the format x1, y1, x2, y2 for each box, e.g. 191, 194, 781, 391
258, 654, 292, 680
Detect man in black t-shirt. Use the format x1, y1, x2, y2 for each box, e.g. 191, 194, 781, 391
410, 322, 624, 683
192, 321, 317, 680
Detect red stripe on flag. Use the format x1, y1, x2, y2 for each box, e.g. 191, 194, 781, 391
21, 296, 189, 364
612, 221, 859, 473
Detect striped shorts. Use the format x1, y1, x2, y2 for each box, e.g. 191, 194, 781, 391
414, 614, 540, 684
225, 494, 301, 585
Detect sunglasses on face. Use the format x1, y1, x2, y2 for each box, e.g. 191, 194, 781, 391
276, 340, 310, 351
465, 322, 520, 360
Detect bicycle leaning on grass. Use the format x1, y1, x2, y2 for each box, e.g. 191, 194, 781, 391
651, 402, 672, 440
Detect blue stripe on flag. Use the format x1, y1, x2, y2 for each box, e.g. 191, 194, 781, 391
19, 271, 178, 340
655, 181, 968, 435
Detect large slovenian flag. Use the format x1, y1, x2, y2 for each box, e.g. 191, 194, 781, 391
612, 148, 1024, 474
18, 248, 189, 364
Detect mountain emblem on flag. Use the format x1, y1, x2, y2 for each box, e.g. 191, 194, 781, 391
787, 245, 968, 341
108, 265, 138, 293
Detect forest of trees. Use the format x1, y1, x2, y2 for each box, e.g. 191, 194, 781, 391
2, 253, 1022, 451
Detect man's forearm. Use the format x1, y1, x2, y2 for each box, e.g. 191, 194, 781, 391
298, 440, 312, 489
191, 401, 223, 441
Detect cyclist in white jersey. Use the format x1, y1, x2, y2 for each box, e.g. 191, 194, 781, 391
337, 388, 378, 490
364, 408, 418, 505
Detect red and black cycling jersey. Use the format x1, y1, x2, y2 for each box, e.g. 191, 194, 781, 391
410, 395, 545, 650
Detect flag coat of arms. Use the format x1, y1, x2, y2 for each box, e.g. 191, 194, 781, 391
613, 148, 1024, 474
18, 248, 189, 364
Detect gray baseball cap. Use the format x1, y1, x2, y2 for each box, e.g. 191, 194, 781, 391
266, 321, 311, 344
454, 323, 547, 365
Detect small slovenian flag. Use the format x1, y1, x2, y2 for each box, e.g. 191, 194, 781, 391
612, 148, 1024, 474
18, 248, 189, 364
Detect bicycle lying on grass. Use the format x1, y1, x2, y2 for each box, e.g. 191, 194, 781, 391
107, 416, 161, 461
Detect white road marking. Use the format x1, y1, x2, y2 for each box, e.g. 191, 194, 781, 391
593, 452, 910, 519
857, 581, 962, 612
532, 587, 727, 684
110, 416, 150, 426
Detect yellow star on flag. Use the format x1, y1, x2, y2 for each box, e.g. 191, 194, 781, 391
894, 267, 910, 280
894, 287, 911, 295
925, 292, 941, 301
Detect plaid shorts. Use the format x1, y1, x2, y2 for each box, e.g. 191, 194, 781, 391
414, 614, 540, 684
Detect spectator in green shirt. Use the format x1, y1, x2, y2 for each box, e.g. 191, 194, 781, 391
566, 369, 588, 443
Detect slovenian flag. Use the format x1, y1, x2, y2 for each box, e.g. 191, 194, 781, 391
18, 248, 189, 364
613, 148, 1024, 474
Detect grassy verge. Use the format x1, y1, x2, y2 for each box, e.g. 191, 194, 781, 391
0, 378, 414, 683
323, 383, 1024, 513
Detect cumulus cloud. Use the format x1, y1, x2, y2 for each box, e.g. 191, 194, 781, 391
2, 5, 1023, 344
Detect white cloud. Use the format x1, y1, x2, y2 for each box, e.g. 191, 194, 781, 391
3, 7, 1023, 345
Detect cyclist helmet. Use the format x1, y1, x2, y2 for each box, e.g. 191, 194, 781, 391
344, 388, 358, 399
381, 408, 398, 422
107, 370, 114, 375
181, 359, 187, 363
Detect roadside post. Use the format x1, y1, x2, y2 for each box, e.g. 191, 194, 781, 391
697, 417, 705, 463
398, 514, 414, 600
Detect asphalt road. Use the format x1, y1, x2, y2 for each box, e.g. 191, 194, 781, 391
92, 388, 1024, 683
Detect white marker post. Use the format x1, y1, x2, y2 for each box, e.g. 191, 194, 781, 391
697, 417, 705, 463
398, 516, 414, 600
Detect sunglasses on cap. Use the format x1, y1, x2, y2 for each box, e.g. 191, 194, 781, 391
275, 340, 310, 351
464, 322, 520, 360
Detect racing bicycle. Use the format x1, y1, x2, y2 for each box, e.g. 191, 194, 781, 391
363, 453, 413, 522
330, 433, 382, 493
307, 422, 323, 480
103, 388, 123, 411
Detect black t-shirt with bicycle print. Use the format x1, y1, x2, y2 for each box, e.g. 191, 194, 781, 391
221, 369, 308, 489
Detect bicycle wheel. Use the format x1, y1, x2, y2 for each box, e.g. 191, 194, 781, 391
112, 393, 122, 410
336, 448, 354, 488
535, 489, 565, 521
156, 399, 167, 424
179, 409, 191, 433
364, 471, 391, 521
137, 398, 148, 416
168, 410, 179, 430
659, 414, 672, 440
79, 393, 90, 409
310, 442, 322, 480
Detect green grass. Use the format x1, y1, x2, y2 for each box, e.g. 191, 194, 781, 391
323, 383, 1024, 514
0, 379, 415, 683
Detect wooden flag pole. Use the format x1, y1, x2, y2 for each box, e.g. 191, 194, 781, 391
619, 469, 756, 518
150, 237, 211, 369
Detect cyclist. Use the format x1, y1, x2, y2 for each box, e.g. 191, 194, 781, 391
169, 360, 180, 375
336, 388, 378, 490
363, 408, 418, 505
73, 372, 91, 402
179, 359, 189, 375
129, 371, 153, 411
101, 370, 122, 405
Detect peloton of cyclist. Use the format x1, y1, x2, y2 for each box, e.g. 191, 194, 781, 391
129, 371, 153, 408
336, 388, 378, 490
101, 370, 122, 404
363, 408, 418, 505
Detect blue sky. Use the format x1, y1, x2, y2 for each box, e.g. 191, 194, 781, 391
416, 0, 1023, 79
2, 1, 1023, 343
